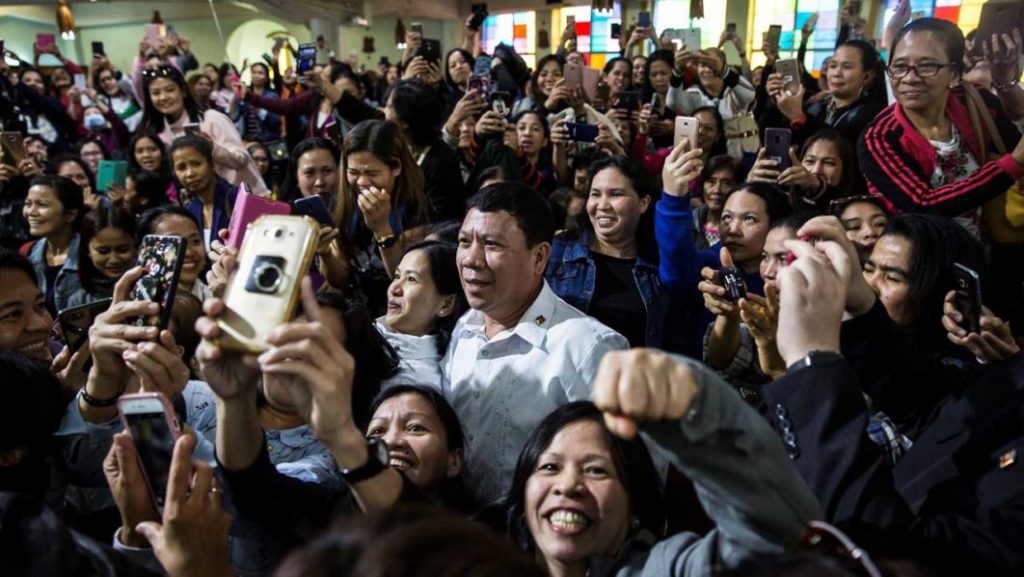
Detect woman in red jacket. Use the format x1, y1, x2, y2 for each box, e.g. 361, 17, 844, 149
858, 18, 1024, 233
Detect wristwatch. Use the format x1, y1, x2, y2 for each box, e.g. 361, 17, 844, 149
786, 350, 843, 373
340, 438, 390, 483
374, 232, 398, 249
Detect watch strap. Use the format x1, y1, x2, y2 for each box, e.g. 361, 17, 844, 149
786, 350, 843, 373
340, 439, 389, 483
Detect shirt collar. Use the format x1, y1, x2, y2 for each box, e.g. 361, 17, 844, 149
460, 280, 557, 349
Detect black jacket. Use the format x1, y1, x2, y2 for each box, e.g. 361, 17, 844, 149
762, 352, 1024, 576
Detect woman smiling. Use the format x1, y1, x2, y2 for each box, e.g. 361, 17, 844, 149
21, 176, 84, 315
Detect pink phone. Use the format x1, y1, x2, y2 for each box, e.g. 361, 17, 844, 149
226, 182, 292, 248
582, 67, 600, 102
36, 33, 55, 50
564, 63, 583, 91
118, 392, 181, 510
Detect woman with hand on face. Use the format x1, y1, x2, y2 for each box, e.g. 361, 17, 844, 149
513, 55, 572, 116
638, 50, 678, 148
66, 205, 135, 308
322, 120, 431, 313
747, 129, 855, 210
499, 349, 820, 577
546, 156, 665, 348
139, 65, 267, 195
21, 176, 84, 316
859, 18, 1024, 232
378, 241, 466, 388
168, 135, 237, 251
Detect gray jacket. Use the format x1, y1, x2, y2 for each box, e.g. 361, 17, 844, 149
590, 355, 821, 576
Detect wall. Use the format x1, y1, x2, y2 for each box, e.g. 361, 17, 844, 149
339, 16, 463, 70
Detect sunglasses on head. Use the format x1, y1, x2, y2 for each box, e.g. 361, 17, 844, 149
828, 194, 888, 217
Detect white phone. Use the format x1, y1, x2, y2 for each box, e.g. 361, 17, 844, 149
118, 392, 181, 510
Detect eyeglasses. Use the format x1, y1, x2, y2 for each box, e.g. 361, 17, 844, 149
887, 62, 954, 78
800, 521, 884, 577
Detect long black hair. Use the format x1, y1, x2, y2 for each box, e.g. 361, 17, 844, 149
444, 48, 476, 93
561, 155, 660, 264
641, 49, 674, 101
279, 137, 341, 204
500, 401, 667, 551
128, 129, 172, 178
77, 205, 136, 293
139, 65, 205, 135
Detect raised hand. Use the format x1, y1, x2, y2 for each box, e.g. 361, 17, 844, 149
795, 216, 876, 317
942, 291, 1020, 363
592, 349, 700, 440
698, 247, 741, 317
746, 148, 781, 184
661, 140, 704, 196
104, 431, 160, 548
356, 186, 393, 238
776, 239, 847, 366
194, 298, 261, 401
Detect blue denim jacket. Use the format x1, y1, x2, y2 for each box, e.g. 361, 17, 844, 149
27, 233, 82, 314
545, 232, 665, 348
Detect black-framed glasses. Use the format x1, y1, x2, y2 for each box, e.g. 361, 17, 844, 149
887, 62, 954, 78
800, 521, 884, 577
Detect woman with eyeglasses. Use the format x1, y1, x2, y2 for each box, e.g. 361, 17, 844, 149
858, 18, 1024, 233
138, 65, 268, 195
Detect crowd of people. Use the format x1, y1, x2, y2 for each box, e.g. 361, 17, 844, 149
1, 0, 1023, 575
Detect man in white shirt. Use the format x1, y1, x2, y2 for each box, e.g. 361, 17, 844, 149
440, 182, 628, 505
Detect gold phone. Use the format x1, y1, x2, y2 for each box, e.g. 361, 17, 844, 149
218, 215, 320, 353
674, 116, 699, 152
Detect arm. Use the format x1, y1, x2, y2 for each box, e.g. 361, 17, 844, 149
858, 109, 1024, 216
331, 90, 385, 124
246, 89, 314, 116
705, 315, 743, 369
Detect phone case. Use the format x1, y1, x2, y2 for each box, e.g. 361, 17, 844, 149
973, 3, 1023, 56
1, 132, 25, 166
638, 12, 651, 28
613, 91, 639, 111
96, 160, 127, 193
417, 39, 441, 62
58, 298, 112, 353
674, 116, 699, 151
566, 123, 599, 143
776, 59, 801, 95
581, 67, 600, 102
219, 215, 320, 353
682, 28, 702, 51
144, 23, 165, 48
766, 25, 782, 49
953, 263, 982, 334
131, 235, 186, 331
765, 128, 792, 170
293, 195, 335, 227
226, 183, 292, 248
118, 392, 181, 509
36, 33, 55, 50
297, 43, 316, 74
564, 63, 583, 90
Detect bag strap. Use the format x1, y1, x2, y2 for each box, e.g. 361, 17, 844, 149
962, 82, 1007, 157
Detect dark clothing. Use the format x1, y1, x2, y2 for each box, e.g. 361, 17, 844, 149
588, 252, 648, 347
762, 93, 884, 157
762, 352, 1024, 576
184, 179, 238, 249
420, 139, 467, 221
0, 177, 30, 250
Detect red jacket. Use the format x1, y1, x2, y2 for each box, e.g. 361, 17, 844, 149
857, 87, 1023, 216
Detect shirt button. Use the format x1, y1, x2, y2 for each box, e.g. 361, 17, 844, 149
774, 403, 788, 419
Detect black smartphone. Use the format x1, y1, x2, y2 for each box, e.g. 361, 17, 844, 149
297, 42, 316, 75
638, 11, 651, 28
611, 23, 622, 40
118, 393, 180, 510
91, 41, 105, 57
953, 263, 982, 334
58, 298, 112, 353
469, 4, 488, 31
468, 73, 491, 94
613, 91, 639, 111
720, 268, 747, 302
766, 24, 783, 50
565, 122, 600, 142
489, 90, 512, 117
131, 235, 186, 331
765, 128, 792, 170
292, 195, 334, 227
973, 2, 1023, 56
416, 39, 441, 63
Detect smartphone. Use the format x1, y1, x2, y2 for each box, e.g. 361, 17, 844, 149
144, 23, 165, 49
720, 268, 747, 301
567, 15, 576, 29
315, 47, 330, 67
765, 128, 792, 170
36, 33, 55, 51
597, 80, 611, 102
92, 41, 105, 57
726, 23, 737, 40
118, 392, 181, 510
775, 58, 801, 95
638, 11, 651, 28
766, 25, 782, 50
564, 63, 583, 91
411, 22, 423, 35
297, 42, 316, 75
468, 73, 491, 94
952, 263, 983, 334
847, 0, 863, 16
579, 67, 599, 102
218, 215, 320, 353
415, 39, 441, 63
611, 23, 622, 40
469, 4, 489, 31
292, 194, 335, 227
58, 298, 112, 353
131, 235, 186, 331
682, 28, 702, 52
674, 116, 699, 152
565, 122, 600, 142
973, 2, 1023, 56
489, 91, 512, 117
1, 132, 25, 166
613, 91, 639, 111
183, 123, 201, 137
226, 182, 292, 249
96, 160, 128, 193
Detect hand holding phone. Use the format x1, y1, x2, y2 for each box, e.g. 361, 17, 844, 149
952, 263, 983, 334
131, 235, 186, 331
226, 182, 291, 248
292, 195, 335, 227
58, 298, 113, 353
764, 128, 793, 170
118, 393, 181, 510
565, 122, 600, 142
674, 116, 699, 152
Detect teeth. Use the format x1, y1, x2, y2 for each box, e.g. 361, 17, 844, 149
549, 510, 589, 530
389, 457, 412, 469
18, 341, 46, 353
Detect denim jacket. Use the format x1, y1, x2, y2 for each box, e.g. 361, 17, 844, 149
27, 233, 82, 314
545, 232, 665, 348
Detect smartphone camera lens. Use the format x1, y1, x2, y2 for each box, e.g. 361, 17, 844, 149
245, 255, 287, 295
273, 227, 285, 239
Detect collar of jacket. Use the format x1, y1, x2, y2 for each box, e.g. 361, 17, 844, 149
556, 230, 657, 272
890, 87, 983, 178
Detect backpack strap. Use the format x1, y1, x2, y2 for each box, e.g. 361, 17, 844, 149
962, 82, 1007, 159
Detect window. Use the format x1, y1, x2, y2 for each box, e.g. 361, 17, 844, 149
553, 5, 623, 70
750, 0, 841, 73
482, 11, 537, 69
652, 0, 728, 55
881, 0, 986, 37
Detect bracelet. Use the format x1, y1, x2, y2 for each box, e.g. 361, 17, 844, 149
374, 232, 398, 249
81, 383, 125, 408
